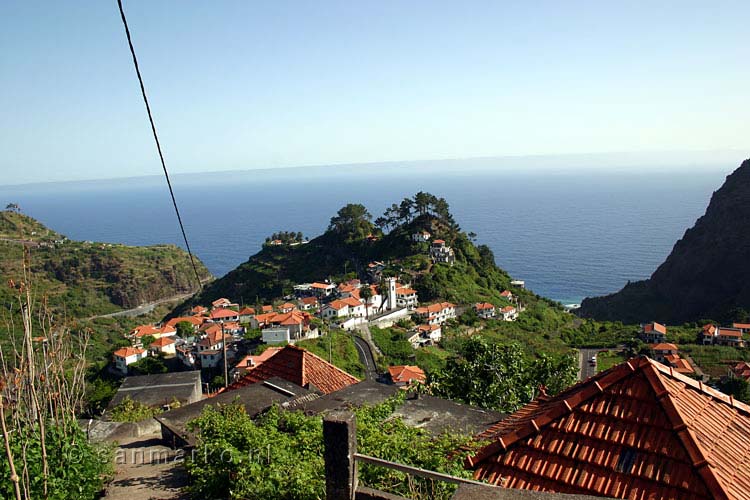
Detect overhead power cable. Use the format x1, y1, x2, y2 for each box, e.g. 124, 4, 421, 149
116, 0, 203, 290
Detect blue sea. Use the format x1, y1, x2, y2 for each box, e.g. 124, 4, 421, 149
0, 162, 729, 305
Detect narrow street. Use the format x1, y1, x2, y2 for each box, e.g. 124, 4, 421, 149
578, 348, 599, 381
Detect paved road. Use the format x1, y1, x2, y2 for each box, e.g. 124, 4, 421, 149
579, 348, 599, 381
85, 280, 210, 320
352, 334, 379, 380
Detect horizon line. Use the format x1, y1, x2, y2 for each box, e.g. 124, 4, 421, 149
1, 148, 747, 189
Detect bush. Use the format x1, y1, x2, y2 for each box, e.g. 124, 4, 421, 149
109, 396, 163, 422
185, 394, 478, 499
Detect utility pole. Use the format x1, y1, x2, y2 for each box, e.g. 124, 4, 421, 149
221, 320, 228, 389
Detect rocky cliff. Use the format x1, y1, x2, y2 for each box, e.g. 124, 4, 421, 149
0, 211, 212, 317
579, 158, 750, 323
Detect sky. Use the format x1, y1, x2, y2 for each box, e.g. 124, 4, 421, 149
1, 1, 749, 185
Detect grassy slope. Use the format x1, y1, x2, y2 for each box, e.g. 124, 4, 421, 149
296, 330, 365, 379
0, 211, 212, 362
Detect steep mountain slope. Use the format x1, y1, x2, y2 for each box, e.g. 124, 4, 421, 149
0, 211, 212, 321
579, 158, 750, 323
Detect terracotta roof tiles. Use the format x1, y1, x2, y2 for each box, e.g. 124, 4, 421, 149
467, 356, 750, 500
224, 345, 359, 395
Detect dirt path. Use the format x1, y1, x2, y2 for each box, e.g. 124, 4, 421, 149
104, 432, 189, 500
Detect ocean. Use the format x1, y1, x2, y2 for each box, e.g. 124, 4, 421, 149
0, 163, 728, 305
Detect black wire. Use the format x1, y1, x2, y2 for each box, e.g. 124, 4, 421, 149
116, 0, 203, 290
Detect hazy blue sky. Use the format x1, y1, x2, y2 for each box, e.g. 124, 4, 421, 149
1, 1, 748, 184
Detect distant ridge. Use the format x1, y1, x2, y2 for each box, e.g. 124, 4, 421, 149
579, 157, 750, 323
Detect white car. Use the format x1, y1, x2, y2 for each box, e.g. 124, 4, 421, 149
589, 355, 597, 364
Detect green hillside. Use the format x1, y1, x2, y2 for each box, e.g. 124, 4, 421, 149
180, 193, 553, 312
0, 210, 212, 335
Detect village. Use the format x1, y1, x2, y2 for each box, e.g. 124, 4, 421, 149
112, 231, 526, 386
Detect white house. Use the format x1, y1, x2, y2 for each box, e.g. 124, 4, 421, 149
500, 305, 518, 321
310, 282, 336, 297
321, 297, 365, 319
395, 286, 419, 310
209, 308, 240, 323
414, 302, 456, 325
149, 336, 176, 356
411, 231, 431, 242
474, 302, 496, 319
429, 240, 456, 265
298, 296, 319, 311
113, 347, 147, 375
408, 324, 442, 348
641, 322, 667, 344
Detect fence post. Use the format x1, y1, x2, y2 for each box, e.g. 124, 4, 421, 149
323, 411, 357, 500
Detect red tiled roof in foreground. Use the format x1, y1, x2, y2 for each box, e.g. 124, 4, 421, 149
467, 356, 750, 500
224, 345, 359, 395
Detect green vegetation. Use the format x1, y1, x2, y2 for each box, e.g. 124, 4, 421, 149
265, 231, 305, 245
186, 394, 478, 499
109, 396, 163, 422
596, 350, 626, 372
296, 330, 365, 379
129, 355, 168, 375
0, 211, 211, 346
0, 420, 113, 499
717, 376, 750, 404
679, 345, 750, 378
429, 337, 578, 413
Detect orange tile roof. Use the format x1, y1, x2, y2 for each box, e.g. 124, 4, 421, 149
416, 302, 455, 314
702, 324, 717, 335
165, 316, 203, 329
234, 347, 283, 372
150, 337, 175, 347
475, 302, 495, 310
212, 297, 232, 307
300, 297, 318, 305
191, 305, 208, 315
500, 290, 512, 297
280, 302, 296, 309
733, 323, 750, 329
113, 347, 145, 358
643, 321, 667, 334
717, 327, 743, 338
262, 305, 274, 313
239, 307, 256, 315
417, 324, 441, 333
396, 288, 417, 296
500, 305, 516, 313
650, 342, 679, 351
432, 239, 445, 244
210, 308, 239, 320
388, 365, 426, 385
311, 282, 333, 289
197, 328, 232, 348
130, 324, 162, 338
224, 345, 359, 394
341, 297, 362, 307
467, 356, 750, 500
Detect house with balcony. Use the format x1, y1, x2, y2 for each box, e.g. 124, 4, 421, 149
429, 239, 455, 265
414, 302, 456, 325
113, 347, 147, 374
474, 302, 496, 319
499, 305, 518, 321
641, 322, 667, 343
